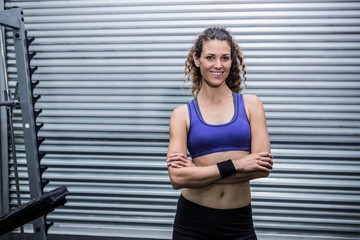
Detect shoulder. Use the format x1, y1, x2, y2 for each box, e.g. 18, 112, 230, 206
242, 94, 263, 107
170, 104, 189, 126
171, 104, 188, 118
242, 94, 261, 104
169, 103, 190, 133
242, 94, 265, 121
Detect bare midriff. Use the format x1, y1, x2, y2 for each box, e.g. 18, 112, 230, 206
181, 150, 251, 209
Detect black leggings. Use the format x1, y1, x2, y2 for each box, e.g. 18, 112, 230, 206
173, 195, 257, 240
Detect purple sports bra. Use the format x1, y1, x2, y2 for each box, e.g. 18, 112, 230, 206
187, 93, 251, 158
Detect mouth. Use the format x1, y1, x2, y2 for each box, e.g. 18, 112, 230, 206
211, 71, 224, 76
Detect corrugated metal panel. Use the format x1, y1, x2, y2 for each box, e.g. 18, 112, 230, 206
2, 0, 360, 239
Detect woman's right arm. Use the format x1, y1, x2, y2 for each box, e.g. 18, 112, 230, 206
167, 105, 222, 189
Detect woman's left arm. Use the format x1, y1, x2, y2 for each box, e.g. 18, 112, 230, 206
215, 94, 272, 183
246, 94, 271, 154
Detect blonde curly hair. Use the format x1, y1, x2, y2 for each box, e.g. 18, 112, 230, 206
184, 27, 247, 96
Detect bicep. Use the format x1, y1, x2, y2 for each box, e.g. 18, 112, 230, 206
247, 95, 271, 153
167, 107, 189, 180
167, 106, 188, 158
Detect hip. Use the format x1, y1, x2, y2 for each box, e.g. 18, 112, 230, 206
173, 194, 257, 240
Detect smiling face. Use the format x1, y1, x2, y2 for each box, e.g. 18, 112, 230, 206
193, 40, 232, 89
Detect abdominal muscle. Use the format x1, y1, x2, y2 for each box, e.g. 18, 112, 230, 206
181, 150, 251, 209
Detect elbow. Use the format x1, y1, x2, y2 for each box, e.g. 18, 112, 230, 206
169, 175, 185, 190
169, 176, 181, 190
171, 183, 182, 190
168, 167, 193, 189
257, 170, 270, 179
262, 170, 272, 178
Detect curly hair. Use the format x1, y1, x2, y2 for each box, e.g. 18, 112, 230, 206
184, 27, 247, 96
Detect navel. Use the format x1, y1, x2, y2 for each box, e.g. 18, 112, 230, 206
220, 191, 225, 198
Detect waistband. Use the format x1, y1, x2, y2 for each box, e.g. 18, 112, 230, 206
179, 194, 252, 213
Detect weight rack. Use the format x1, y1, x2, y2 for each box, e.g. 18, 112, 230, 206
0, 7, 66, 240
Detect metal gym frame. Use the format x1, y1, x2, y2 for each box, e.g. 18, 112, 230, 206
0, 7, 69, 240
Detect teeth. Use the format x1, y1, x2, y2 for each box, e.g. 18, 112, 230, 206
212, 72, 222, 75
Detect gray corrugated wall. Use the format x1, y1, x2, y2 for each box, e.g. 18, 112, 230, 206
1, 0, 360, 239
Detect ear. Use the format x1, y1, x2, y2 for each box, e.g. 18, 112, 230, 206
193, 53, 200, 67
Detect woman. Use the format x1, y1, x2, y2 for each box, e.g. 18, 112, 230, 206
167, 27, 273, 240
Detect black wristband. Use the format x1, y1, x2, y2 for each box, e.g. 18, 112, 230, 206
217, 159, 236, 178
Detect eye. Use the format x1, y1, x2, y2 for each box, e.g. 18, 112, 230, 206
222, 56, 230, 61
206, 56, 215, 61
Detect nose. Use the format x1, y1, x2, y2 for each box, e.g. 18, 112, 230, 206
214, 60, 222, 68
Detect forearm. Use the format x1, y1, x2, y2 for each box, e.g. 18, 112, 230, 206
167, 152, 273, 188
168, 165, 221, 189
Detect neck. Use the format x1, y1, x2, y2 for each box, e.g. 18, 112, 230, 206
197, 85, 233, 103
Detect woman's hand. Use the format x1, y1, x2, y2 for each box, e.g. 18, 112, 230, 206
167, 153, 195, 168
233, 152, 273, 173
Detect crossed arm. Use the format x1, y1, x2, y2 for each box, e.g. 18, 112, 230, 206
166, 95, 272, 190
